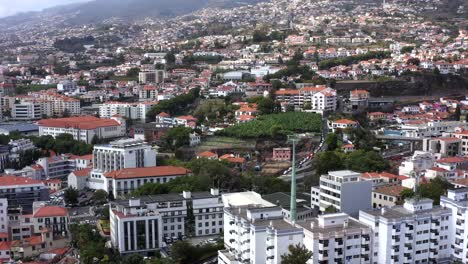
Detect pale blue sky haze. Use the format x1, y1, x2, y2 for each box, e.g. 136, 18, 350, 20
0, 0, 89, 18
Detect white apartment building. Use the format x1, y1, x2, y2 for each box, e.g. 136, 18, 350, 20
311, 170, 372, 216
275, 86, 337, 112
92, 139, 156, 173
88, 139, 157, 190
440, 188, 468, 263
452, 129, 468, 155
139, 70, 165, 84
138, 86, 158, 101
298, 213, 372, 264
110, 189, 223, 255
8, 138, 36, 161
400, 121, 467, 138
37, 154, 76, 180
186, 189, 224, 237
99, 101, 157, 121
57, 80, 78, 93
218, 192, 303, 264
398, 151, 438, 176
359, 199, 452, 264
11, 102, 42, 120
38, 116, 126, 144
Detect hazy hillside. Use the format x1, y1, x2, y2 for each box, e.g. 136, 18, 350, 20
0, 0, 268, 28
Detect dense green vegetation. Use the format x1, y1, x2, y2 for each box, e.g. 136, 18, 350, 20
133, 158, 289, 196
161, 127, 193, 151
304, 149, 390, 189
314, 150, 390, 175
15, 84, 57, 94
218, 112, 322, 138
400, 177, 452, 205
193, 99, 239, 124
70, 224, 118, 264
32, 134, 93, 156
183, 55, 223, 64
252, 30, 286, 43
147, 88, 200, 120
281, 244, 313, 264
5, 149, 43, 170
318, 51, 391, 70
53, 36, 95, 53
171, 240, 224, 264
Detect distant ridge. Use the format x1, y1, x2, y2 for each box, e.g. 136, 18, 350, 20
0, 0, 268, 28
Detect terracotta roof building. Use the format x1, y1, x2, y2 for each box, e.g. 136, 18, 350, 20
38, 116, 126, 144
0, 176, 49, 212
102, 166, 191, 197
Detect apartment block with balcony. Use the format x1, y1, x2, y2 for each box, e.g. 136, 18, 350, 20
299, 213, 372, 264
440, 188, 468, 263
359, 198, 452, 264
218, 191, 303, 264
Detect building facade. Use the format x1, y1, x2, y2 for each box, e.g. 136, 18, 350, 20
359, 199, 452, 264
312, 170, 372, 216
38, 116, 126, 144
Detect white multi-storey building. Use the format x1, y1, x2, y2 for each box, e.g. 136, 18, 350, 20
188, 189, 224, 236
0, 199, 7, 233
8, 138, 36, 161
110, 189, 223, 255
37, 154, 76, 179
38, 116, 126, 144
400, 121, 467, 138
359, 198, 452, 264
398, 151, 437, 176
299, 213, 372, 264
440, 188, 468, 263
311, 170, 372, 216
274, 85, 337, 112
99, 101, 157, 121
218, 191, 303, 264
92, 139, 156, 173
139, 70, 165, 84
88, 139, 157, 190
452, 129, 468, 155
11, 102, 42, 120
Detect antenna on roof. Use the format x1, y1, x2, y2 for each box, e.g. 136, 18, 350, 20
287, 135, 299, 223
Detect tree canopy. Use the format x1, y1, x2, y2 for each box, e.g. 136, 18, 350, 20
281, 244, 313, 264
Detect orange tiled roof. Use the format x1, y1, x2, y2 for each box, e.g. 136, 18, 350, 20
34, 206, 68, 217
72, 168, 91, 177
333, 119, 357, 125
104, 166, 191, 179
38, 116, 120, 130
198, 151, 217, 158
0, 176, 43, 186
275, 89, 299, 95
0, 241, 10, 251
373, 185, 406, 197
